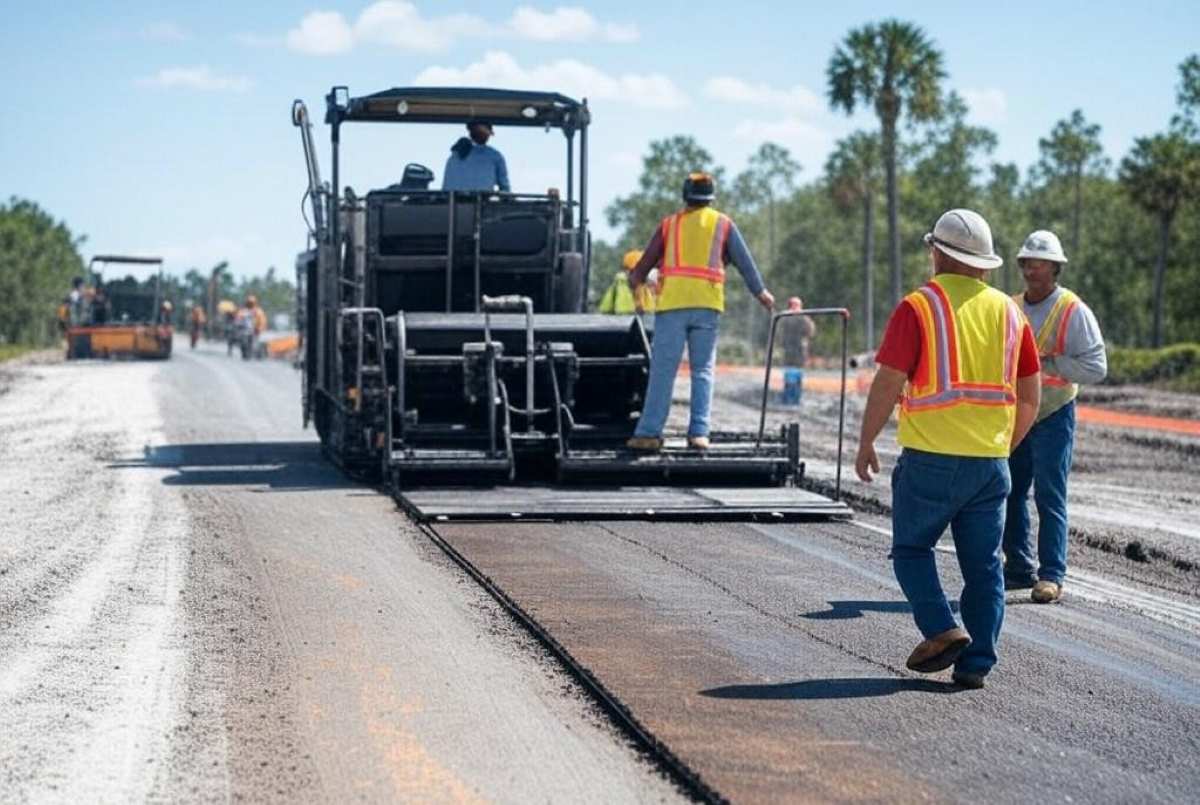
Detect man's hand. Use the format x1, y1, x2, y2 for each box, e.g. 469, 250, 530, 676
855, 442, 880, 483
757, 289, 775, 312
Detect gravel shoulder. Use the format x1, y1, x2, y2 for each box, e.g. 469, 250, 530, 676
0, 343, 684, 803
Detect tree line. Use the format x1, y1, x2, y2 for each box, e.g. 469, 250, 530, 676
595, 22, 1200, 356
0, 196, 294, 345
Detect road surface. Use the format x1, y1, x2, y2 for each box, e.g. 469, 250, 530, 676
1, 344, 1198, 802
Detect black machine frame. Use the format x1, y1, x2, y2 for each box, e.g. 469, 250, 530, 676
291, 85, 851, 517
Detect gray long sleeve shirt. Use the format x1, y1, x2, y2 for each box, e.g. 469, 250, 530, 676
1018, 285, 1107, 385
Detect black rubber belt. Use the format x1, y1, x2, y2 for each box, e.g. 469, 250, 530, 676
418, 521, 728, 805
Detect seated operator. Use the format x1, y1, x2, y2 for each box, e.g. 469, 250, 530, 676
442, 121, 511, 193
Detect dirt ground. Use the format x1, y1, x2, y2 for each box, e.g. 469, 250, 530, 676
672, 369, 1200, 597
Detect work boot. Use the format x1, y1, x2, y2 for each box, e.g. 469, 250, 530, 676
687, 435, 710, 450
1004, 572, 1037, 590
626, 436, 663, 452
906, 627, 971, 674
1031, 580, 1063, 604
951, 669, 987, 690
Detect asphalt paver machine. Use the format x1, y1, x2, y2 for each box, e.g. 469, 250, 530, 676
292, 85, 851, 521
66, 255, 172, 360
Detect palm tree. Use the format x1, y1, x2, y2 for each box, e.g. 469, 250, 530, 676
1119, 132, 1200, 347
826, 132, 881, 349
828, 20, 945, 309
1036, 110, 1106, 260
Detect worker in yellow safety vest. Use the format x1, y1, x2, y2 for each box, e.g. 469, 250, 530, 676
855, 208, 1042, 689
624, 172, 775, 451
1002, 230, 1106, 604
598, 250, 656, 314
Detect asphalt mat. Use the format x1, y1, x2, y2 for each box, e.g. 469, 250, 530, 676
433, 518, 1200, 804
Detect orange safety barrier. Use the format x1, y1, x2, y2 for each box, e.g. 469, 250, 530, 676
265, 333, 300, 357
676, 363, 1200, 437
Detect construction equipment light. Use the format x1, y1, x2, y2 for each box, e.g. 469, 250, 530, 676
396, 100, 409, 115
521, 105, 537, 119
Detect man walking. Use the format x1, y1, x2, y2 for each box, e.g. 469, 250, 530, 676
1003, 231, 1107, 603
855, 209, 1041, 689
625, 172, 775, 451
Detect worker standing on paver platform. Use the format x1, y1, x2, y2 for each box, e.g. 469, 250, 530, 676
1003, 230, 1107, 604
598, 250, 656, 314
855, 209, 1042, 689
625, 172, 775, 451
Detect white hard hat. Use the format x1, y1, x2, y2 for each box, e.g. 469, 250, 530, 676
923, 209, 1003, 270
1017, 230, 1068, 264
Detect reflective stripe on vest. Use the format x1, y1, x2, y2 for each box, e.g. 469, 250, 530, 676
1015, 287, 1080, 419
897, 275, 1022, 457
656, 207, 731, 312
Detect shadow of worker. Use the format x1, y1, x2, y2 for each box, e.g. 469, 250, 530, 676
802, 600, 959, 620
700, 677, 958, 700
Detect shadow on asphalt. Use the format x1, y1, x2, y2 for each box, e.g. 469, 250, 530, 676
107, 441, 365, 492
803, 600, 960, 619
699, 677, 960, 699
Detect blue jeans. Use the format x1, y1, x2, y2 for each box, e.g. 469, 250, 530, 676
634, 308, 719, 438
891, 449, 1011, 676
1003, 400, 1076, 584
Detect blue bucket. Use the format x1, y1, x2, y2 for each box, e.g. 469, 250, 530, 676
781, 368, 804, 405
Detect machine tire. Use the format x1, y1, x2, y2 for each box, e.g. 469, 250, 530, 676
554, 251, 585, 313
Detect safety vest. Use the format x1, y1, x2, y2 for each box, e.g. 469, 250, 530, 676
1014, 287, 1080, 421
656, 207, 732, 313
897, 274, 1023, 458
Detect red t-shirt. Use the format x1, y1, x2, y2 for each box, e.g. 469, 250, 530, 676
876, 299, 1040, 379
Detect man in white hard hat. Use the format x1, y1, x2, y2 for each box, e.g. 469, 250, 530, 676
855, 209, 1042, 689
1003, 230, 1107, 604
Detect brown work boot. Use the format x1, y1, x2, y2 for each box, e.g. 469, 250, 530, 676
1031, 581, 1063, 604
906, 627, 971, 673
687, 435, 710, 450
626, 436, 663, 452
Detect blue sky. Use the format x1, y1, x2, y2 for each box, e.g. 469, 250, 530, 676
2, 1, 1196, 280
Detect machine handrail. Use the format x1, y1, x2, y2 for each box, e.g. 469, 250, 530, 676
482, 295, 535, 432
756, 307, 851, 500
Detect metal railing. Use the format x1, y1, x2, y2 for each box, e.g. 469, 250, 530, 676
756, 307, 851, 498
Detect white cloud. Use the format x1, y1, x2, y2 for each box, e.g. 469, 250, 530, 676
961, 88, 1007, 125
136, 66, 252, 93
733, 116, 832, 155
507, 6, 639, 43
285, 11, 355, 55
356, 1, 489, 52
284, 3, 639, 54
704, 77, 822, 113
413, 51, 687, 110
141, 22, 190, 42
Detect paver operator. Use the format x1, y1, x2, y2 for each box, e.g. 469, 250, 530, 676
442, 121, 511, 193
855, 209, 1042, 689
625, 172, 775, 451
1003, 230, 1107, 604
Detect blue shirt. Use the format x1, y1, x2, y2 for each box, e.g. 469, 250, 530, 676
442, 144, 511, 192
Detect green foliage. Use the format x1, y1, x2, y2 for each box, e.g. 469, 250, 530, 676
1106, 344, 1200, 392
604, 136, 723, 251
0, 197, 86, 346
0, 344, 38, 363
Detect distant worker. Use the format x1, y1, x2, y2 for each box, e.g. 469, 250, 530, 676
159, 300, 174, 326
245, 295, 267, 335
1003, 230, 1107, 604
598, 250, 656, 314
63, 276, 87, 326
189, 303, 207, 349
855, 209, 1041, 689
780, 296, 816, 405
625, 172, 775, 451
442, 121, 511, 193
90, 287, 109, 325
